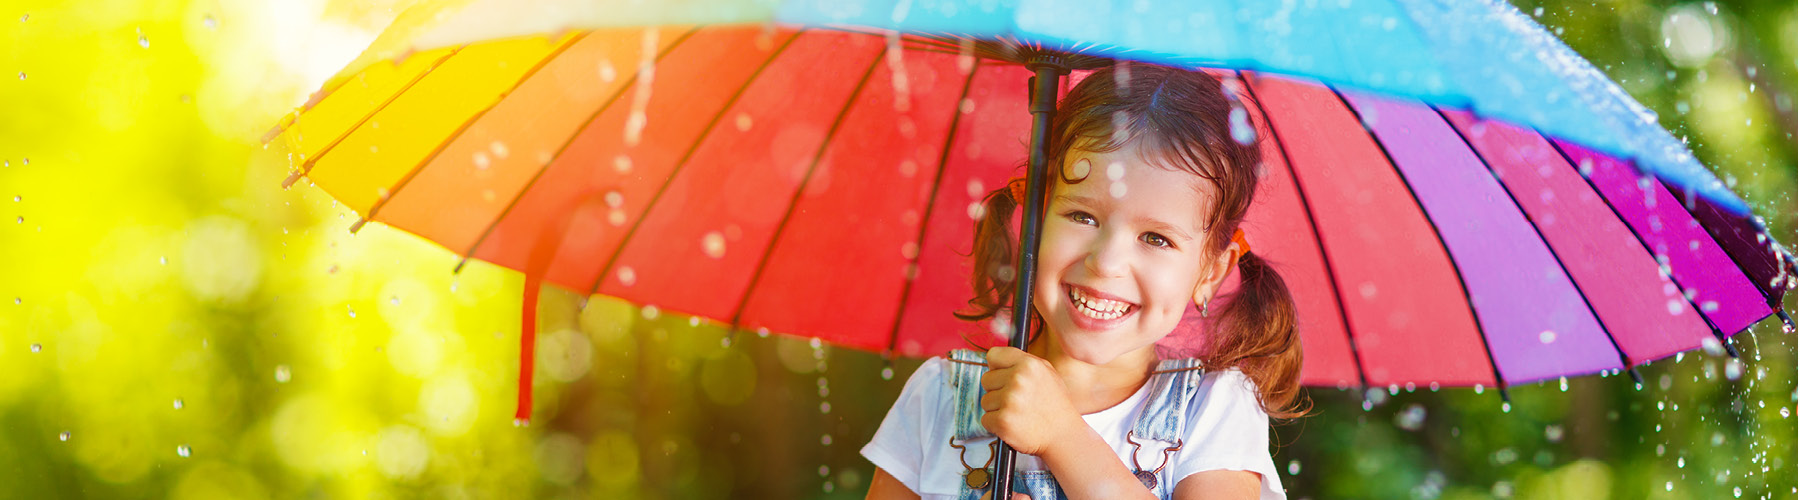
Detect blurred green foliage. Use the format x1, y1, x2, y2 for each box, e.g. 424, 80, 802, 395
0, 0, 1792, 498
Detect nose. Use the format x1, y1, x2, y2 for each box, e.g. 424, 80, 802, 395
1082, 230, 1132, 279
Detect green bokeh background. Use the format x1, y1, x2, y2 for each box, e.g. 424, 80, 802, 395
0, 0, 1793, 498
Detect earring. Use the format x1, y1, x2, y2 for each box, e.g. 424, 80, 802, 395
1201, 299, 1209, 318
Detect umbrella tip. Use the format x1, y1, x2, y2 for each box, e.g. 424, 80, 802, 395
281, 171, 303, 189
1627, 367, 1644, 385
349, 218, 368, 234
1723, 338, 1740, 358
513, 418, 530, 428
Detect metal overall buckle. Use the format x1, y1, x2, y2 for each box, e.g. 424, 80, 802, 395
1125, 430, 1184, 490
949, 437, 999, 490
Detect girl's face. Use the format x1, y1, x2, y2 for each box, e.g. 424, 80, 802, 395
1032, 141, 1239, 366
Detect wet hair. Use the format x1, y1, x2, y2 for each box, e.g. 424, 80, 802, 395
956, 63, 1308, 419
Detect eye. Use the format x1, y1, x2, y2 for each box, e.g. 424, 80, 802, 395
1064, 211, 1097, 226
1140, 232, 1173, 248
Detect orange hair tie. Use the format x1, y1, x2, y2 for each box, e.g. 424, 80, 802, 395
1231, 227, 1252, 256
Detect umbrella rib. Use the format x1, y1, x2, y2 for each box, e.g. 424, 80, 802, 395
585, 29, 811, 297
1327, 87, 1510, 399
1431, 106, 1636, 376
456, 27, 704, 272
1540, 136, 1742, 355
1650, 175, 1788, 309
1235, 72, 1369, 391
882, 59, 984, 358
351, 32, 592, 233
728, 43, 890, 330
279, 46, 466, 188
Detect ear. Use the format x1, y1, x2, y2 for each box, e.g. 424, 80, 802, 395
1191, 241, 1243, 307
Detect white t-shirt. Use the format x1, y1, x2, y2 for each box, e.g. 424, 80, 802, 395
861, 357, 1286, 499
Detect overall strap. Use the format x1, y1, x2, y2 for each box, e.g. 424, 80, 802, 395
1132, 358, 1206, 444
946, 349, 993, 441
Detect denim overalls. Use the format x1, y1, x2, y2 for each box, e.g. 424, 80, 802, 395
945, 349, 1207, 500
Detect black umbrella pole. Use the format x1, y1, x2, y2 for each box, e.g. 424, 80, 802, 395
990, 60, 1067, 500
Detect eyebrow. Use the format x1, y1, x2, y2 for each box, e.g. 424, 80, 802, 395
1055, 193, 1198, 242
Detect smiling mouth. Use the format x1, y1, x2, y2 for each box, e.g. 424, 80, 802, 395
1065, 285, 1138, 321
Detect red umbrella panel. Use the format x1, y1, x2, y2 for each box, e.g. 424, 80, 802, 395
269, 26, 1795, 419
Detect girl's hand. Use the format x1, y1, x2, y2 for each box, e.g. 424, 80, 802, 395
979, 347, 1084, 456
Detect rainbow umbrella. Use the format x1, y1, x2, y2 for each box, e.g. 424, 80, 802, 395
267, 0, 1795, 494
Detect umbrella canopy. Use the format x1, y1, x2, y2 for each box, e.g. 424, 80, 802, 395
266, 0, 1795, 420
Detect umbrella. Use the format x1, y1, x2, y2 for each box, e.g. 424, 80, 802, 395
265, 0, 1797, 495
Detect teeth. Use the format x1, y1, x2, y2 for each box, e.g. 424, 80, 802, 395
1069, 287, 1132, 320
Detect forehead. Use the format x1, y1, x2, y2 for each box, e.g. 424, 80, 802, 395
1060, 145, 1216, 229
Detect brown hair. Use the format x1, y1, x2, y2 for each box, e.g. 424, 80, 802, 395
956, 63, 1308, 419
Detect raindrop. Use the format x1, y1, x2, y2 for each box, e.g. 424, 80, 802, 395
1711, 432, 1725, 445
1491, 481, 1513, 498
1699, 301, 1719, 312
15, 216, 21, 224
617, 266, 637, 287
1474, 384, 1484, 394
19, 14, 26, 21
389, 296, 400, 306
472, 151, 490, 170
1539, 330, 1557, 344
820, 434, 832, 445
642, 305, 660, 320
177, 445, 191, 457
880, 366, 894, 380
1667, 299, 1684, 315
1501, 402, 1511, 413
702, 231, 727, 258
11, 196, 17, 202
612, 155, 632, 173
819, 402, 831, 414
1559, 376, 1568, 392
1664, 482, 1672, 492
1394, 404, 1426, 431
13, 297, 20, 304
58, 431, 69, 442
274, 364, 292, 383
1724, 359, 1743, 380
489, 141, 509, 160
173, 398, 184, 410
160, 256, 167, 265
347, 306, 357, 318
1677, 457, 1686, 468
16, 72, 22, 80
1545, 424, 1564, 443
203, 14, 216, 29
735, 113, 753, 132
1781, 407, 1790, 418
1286, 460, 1301, 475
1228, 106, 1256, 145
137, 30, 149, 48
1532, 6, 1544, 16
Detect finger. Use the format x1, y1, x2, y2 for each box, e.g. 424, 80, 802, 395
980, 369, 1013, 391
980, 392, 1000, 412
1013, 494, 1033, 500
985, 346, 1024, 367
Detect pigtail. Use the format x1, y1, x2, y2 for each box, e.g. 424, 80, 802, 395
956, 185, 1019, 323
1204, 251, 1310, 419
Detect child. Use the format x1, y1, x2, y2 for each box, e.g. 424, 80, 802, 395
862, 63, 1305, 500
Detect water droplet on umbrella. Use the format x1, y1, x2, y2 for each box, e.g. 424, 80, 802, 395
19, 14, 26, 21
702, 232, 727, 258
1699, 301, 1719, 312
1781, 407, 1791, 418
612, 155, 632, 173
274, 364, 292, 383
16, 72, 22, 80
176, 445, 191, 457
1558, 376, 1568, 391
347, 306, 357, 318
819, 402, 831, 414
58, 431, 69, 441
13, 297, 20, 305
1501, 402, 1511, 413
880, 366, 894, 380
29, 343, 40, 353
15, 216, 22, 224
642, 305, 660, 320
1701, 336, 1725, 355
1545, 424, 1564, 442
608, 209, 626, 226
472, 151, 490, 170
489, 141, 509, 159
1665, 482, 1673, 492
203, 14, 217, 29
1539, 330, 1557, 344
173, 398, 184, 409
617, 266, 637, 286
735, 113, 753, 132
1491, 448, 1517, 465
138, 34, 149, 48
1473, 384, 1484, 394
1667, 299, 1684, 315
11, 195, 17, 202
